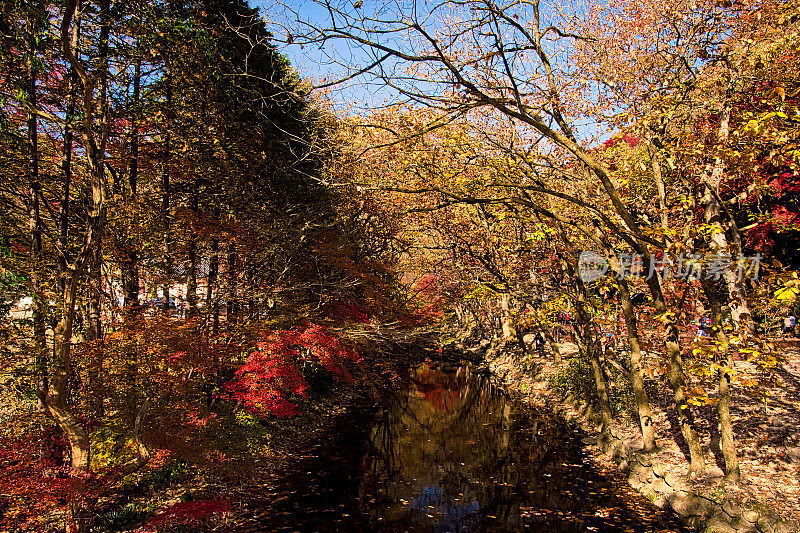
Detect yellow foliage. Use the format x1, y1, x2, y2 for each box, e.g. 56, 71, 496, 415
91, 424, 137, 470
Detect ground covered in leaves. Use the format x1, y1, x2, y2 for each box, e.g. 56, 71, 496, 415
490, 341, 800, 528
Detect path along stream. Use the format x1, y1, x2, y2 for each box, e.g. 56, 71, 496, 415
233, 361, 690, 532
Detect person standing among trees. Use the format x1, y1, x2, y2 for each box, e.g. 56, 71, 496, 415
533, 331, 546, 355
785, 315, 796, 338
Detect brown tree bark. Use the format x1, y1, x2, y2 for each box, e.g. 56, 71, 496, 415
119, 56, 143, 419
206, 210, 220, 333
227, 244, 239, 326
50, 269, 91, 472
541, 29, 705, 471
162, 79, 172, 316
617, 277, 657, 452
548, 113, 703, 473
703, 103, 753, 332
499, 292, 516, 341
227, 242, 239, 326
701, 277, 741, 482
587, 339, 614, 444
87, 0, 110, 344
538, 23, 702, 464
593, 224, 657, 452
87, 246, 102, 341
58, 7, 79, 289
47, 0, 111, 476
26, 27, 47, 411
122, 56, 141, 318
186, 180, 199, 318
552, 223, 613, 445
643, 261, 706, 477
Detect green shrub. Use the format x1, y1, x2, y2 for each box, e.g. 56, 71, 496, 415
141, 459, 189, 492
91, 424, 136, 470
93, 502, 151, 532
549, 356, 633, 416
550, 356, 595, 400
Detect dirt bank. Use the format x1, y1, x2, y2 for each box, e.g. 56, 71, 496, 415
481, 342, 799, 533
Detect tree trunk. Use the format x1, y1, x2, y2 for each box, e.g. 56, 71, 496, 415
186, 180, 199, 318
642, 254, 706, 476
59, 83, 76, 284
544, 209, 612, 443
121, 56, 142, 418
537, 57, 707, 469
648, 139, 669, 231
26, 36, 47, 411
556, 245, 612, 443
207, 213, 220, 333
50, 0, 111, 479
49, 269, 91, 473
593, 224, 657, 451
617, 276, 657, 452
86, 0, 110, 341
587, 339, 614, 444
123, 56, 140, 319
162, 80, 172, 316
665, 320, 706, 476
704, 103, 753, 333
117, 397, 152, 477
122, 251, 139, 316
58, 0, 80, 294
52, 272, 92, 533
245, 265, 256, 320
695, 101, 743, 482
702, 277, 741, 481
499, 292, 516, 340
86, 244, 105, 417
87, 246, 102, 341
716, 341, 739, 482
227, 244, 238, 326
572, 315, 613, 445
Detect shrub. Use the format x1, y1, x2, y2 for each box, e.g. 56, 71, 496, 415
549, 356, 633, 416
91, 425, 136, 470
93, 502, 151, 532
141, 459, 189, 492
221, 323, 362, 418
550, 357, 596, 402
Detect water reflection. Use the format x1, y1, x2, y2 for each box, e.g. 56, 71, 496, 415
237, 362, 689, 532
360, 363, 545, 531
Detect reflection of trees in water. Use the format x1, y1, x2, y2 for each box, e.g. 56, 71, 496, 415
358, 363, 565, 529
410, 364, 468, 411
239, 363, 689, 533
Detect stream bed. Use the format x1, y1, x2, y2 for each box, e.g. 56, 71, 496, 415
234, 362, 689, 532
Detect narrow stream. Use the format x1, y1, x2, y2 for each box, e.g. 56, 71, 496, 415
235, 362, 689, 532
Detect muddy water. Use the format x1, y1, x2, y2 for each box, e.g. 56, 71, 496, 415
237, 362, 689, 532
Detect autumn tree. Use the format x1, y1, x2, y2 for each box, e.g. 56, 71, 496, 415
276, 0, 795, 474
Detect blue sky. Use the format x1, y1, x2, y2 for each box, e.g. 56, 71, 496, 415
253, 0, 400, 113
251, 0, 607, 142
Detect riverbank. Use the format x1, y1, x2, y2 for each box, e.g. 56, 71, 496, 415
59, 376, 370, 533
1, 333, 435, 533
139, 335, 442, 532
482, 341, 800, 533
